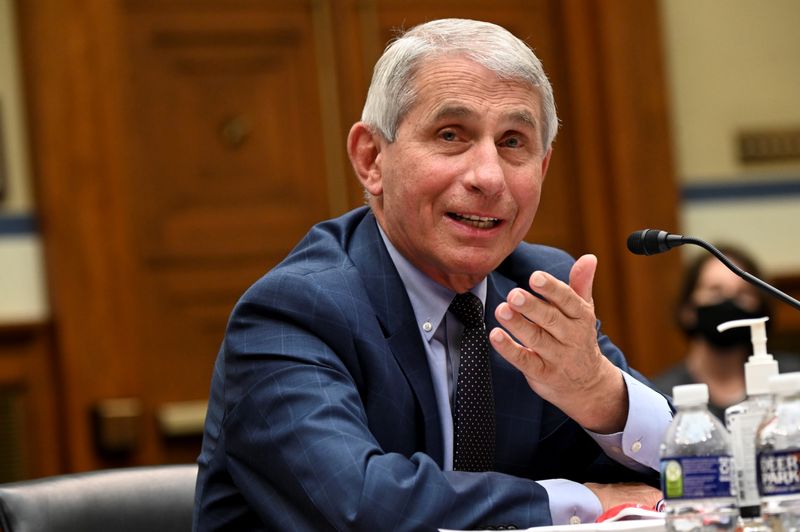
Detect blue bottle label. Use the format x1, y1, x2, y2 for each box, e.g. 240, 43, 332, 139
660, 455, 733, 500
757, 448, 800, 496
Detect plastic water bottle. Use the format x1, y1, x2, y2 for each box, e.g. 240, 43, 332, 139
757, 372, 800, 531
661, 383, 738, 531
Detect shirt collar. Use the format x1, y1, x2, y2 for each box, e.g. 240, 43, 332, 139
376, 223, 487, 341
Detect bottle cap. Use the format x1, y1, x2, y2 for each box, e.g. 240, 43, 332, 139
717, 316, 776, 395
768, 372, 800, 396
672, 383, 709, 406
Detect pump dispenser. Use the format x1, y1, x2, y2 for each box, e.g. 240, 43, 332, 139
722, 316, 776, 529
719, 317, 777, 396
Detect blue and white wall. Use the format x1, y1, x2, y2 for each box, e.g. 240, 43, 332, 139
0, 0, 48, 323
660, 0, 800, 275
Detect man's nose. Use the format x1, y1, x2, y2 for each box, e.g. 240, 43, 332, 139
464, 140, 505, 196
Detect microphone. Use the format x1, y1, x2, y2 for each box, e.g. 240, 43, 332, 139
626, 229, 800, 311
626, 229, 685, 256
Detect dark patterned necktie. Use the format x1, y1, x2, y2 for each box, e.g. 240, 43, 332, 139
449, 292, 496, 472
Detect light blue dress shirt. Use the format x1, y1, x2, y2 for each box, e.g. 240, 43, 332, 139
378, 227, 671, 525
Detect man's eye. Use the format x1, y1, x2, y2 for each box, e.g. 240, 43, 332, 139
440, 130, 457, 141
501, 136, 521, 148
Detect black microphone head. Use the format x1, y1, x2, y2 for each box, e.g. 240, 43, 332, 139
627, 229, 684, 255
626, 230, 650, 255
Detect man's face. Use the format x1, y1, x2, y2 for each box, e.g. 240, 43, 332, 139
369, 56, 551, 292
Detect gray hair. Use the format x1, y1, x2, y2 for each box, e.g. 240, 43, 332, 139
361, 18, 559, 150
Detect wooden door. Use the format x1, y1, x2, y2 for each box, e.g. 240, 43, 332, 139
17, 0, 683, 472
121, 1, 350, 465
18, 0, 360, 471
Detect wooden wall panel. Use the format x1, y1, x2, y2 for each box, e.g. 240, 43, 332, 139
121, 4, 336, 461
557, 0, 685, 376
772, 275, 800, 354
18, 0, 147, 471
0, 324, 61, 480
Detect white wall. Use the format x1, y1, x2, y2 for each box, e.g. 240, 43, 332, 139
0, 0, 31, 212
660, 0, 800, 276
0, 0, 48, 323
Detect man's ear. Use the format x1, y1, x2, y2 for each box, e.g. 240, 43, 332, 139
347, 122, 384, 197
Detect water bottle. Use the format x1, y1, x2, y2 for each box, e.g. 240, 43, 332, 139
757, 372, 800, 531
661, 383, 738, 531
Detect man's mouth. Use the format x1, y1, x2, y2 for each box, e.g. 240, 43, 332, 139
448, 212, 501, 229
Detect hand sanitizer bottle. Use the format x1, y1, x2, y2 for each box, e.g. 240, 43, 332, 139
723, 317, 776, 532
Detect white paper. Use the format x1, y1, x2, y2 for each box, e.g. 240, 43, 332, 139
440, 516, 665, 532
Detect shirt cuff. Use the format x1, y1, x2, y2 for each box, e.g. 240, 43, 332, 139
587, 371, 673, 471
539, 478, 603, 525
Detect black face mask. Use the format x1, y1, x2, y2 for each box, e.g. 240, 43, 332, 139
687, 299, 768, 350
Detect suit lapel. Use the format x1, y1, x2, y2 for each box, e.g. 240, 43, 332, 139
387, 325, 444, 464
348, 211, 444, 465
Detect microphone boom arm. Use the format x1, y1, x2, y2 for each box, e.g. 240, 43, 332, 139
682, 237, 800, 311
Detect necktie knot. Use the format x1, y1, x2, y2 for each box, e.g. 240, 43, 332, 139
449, 292, 485, 329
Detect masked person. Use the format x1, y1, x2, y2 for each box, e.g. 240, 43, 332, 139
653, 245, 800, 420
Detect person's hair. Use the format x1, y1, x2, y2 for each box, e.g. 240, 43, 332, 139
361, 18, 559, 151
676, 244, 773, 324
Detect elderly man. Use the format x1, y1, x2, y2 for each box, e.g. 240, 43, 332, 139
194, 18, 671, 531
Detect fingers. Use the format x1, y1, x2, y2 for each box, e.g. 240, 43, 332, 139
569, 254, 597, 304
491, 254, 600, 371
494, 296, 565, 352
537, 253, 597, 315
528, 255, 596, 321
585, 482, 663, 512
491, 255, 627, 431
489, 327, 545, 377
494, 256, 597, 347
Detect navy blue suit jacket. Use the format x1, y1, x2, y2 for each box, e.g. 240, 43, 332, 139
194, 207, 657, 531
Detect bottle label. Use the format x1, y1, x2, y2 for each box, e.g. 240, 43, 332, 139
660, 455, 733, 500
757, 448, 800, 496
728, 408, 768, 507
